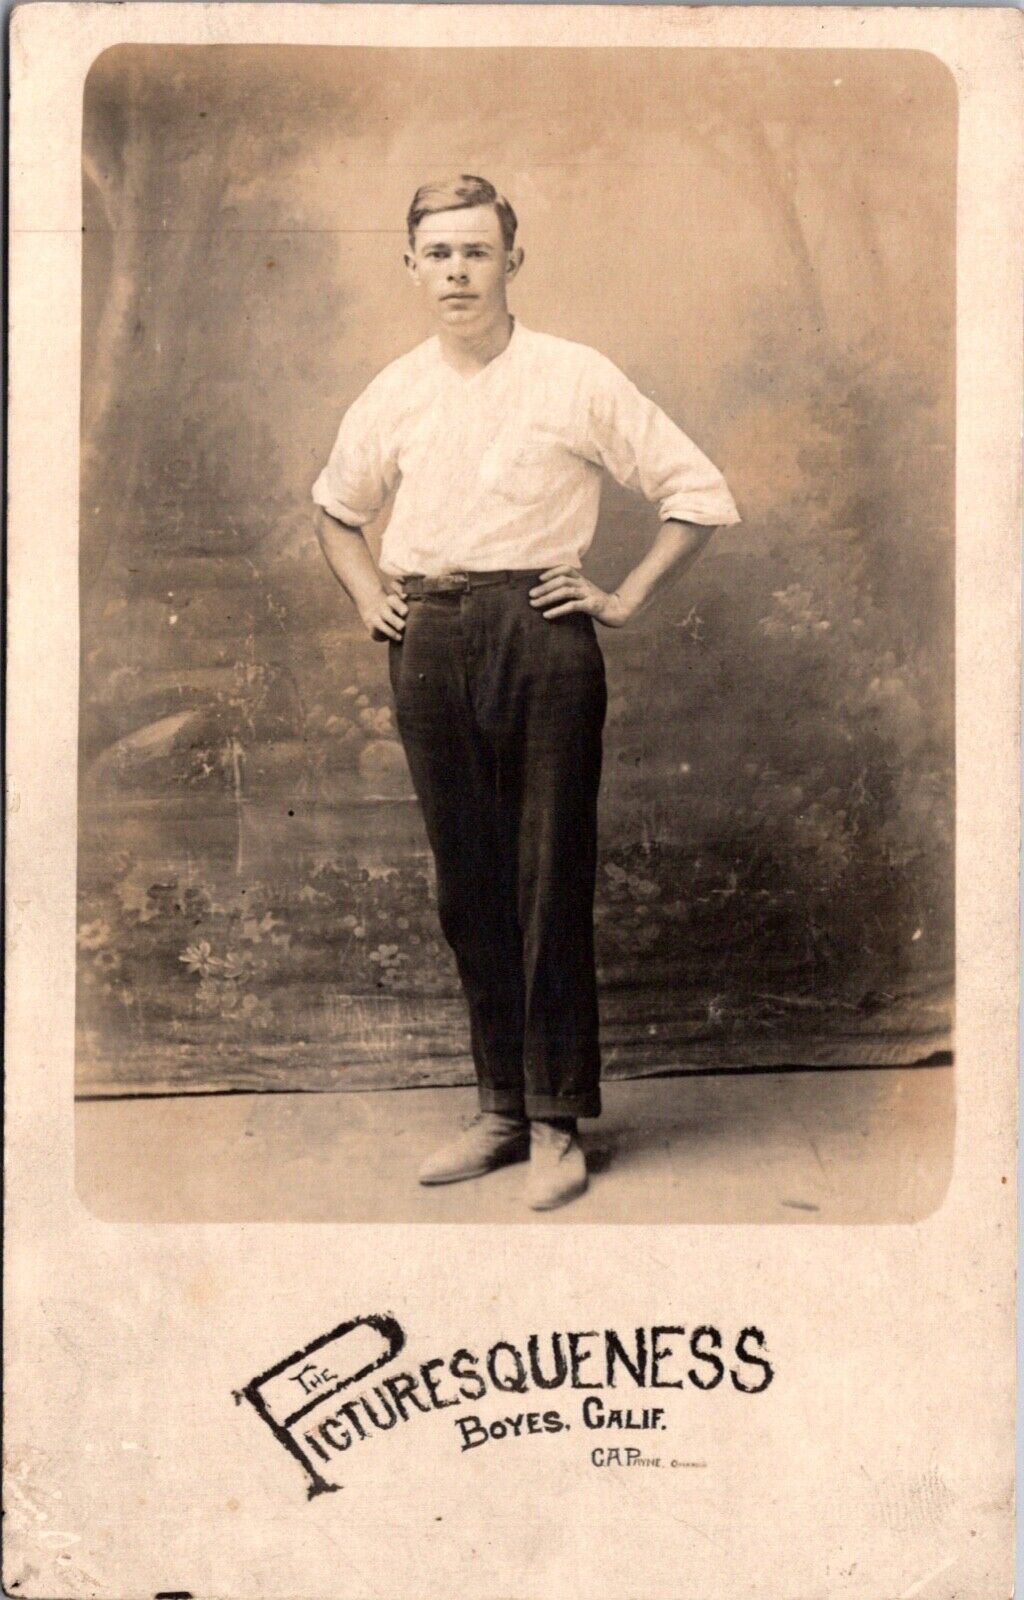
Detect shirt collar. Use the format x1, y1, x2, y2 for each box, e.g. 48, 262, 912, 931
433, 316, 524, 383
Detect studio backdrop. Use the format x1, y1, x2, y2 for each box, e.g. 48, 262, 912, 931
76, 46, 955, 1094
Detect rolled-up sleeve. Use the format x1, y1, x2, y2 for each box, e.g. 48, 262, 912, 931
311, 382, 396, 528
583, 354, 741, 527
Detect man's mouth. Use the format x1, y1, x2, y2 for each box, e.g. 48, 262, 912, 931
442, 293, 477, 301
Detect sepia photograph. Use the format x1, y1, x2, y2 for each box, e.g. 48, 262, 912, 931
6, 9, 1019, 1598
72, 43, 958, 1224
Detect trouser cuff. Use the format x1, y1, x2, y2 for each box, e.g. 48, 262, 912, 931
478, 1088, 528, 1119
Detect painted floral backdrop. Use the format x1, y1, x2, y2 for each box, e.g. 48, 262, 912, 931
77, 47, 955, 1093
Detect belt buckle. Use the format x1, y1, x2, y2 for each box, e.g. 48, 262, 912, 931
437, 570, 470, 594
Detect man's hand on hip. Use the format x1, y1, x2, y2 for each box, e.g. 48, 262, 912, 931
529, 566, 630, 628
361, 583, 409, 643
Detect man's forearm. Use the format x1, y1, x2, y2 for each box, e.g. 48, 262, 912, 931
315, 507, 388, 616
315, 507, 409, 642
613, 519, 717, 621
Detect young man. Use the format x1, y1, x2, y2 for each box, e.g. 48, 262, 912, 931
313, 175, 740, 1210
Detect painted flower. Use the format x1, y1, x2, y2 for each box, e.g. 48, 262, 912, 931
219, 950, 252, 982
180, 940, 215, 975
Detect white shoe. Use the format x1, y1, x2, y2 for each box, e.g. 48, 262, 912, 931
418, 1112, 529, 1186
526, 1122, 588, 1210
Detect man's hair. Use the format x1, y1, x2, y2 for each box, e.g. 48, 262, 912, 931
406, 175, 518, 251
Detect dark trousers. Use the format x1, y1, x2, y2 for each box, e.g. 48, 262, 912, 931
388, 570, 607, 1120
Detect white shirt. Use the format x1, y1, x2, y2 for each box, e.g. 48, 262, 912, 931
312, 321, 741, 578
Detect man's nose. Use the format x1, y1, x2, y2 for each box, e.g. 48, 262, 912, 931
447, 258, 470, 281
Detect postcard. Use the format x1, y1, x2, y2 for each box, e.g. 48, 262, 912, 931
5, 6, 1020, 1596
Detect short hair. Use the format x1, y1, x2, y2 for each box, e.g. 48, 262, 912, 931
407, 175, 518, 251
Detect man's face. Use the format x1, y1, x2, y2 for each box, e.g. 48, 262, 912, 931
405, 204, 521, 330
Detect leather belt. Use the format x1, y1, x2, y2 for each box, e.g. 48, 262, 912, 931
400, 569, 545, 597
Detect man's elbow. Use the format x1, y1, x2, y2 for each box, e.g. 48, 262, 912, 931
316, 505, 364, 543
665, 518, 718, 547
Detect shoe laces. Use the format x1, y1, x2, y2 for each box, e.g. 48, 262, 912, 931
533, 1123, 574, 1156
465, 1110, 525, 1132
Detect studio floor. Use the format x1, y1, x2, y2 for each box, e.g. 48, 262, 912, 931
76, 1063, 954, 1224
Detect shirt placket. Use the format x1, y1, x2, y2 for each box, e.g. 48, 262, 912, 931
446, 375, 481, 553
452, 368, 497, 555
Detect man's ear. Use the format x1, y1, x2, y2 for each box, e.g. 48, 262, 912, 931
403, 250, 420, 284
506, 246, 524, 281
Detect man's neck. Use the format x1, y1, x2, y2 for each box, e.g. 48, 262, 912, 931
437, 311, 514, 376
